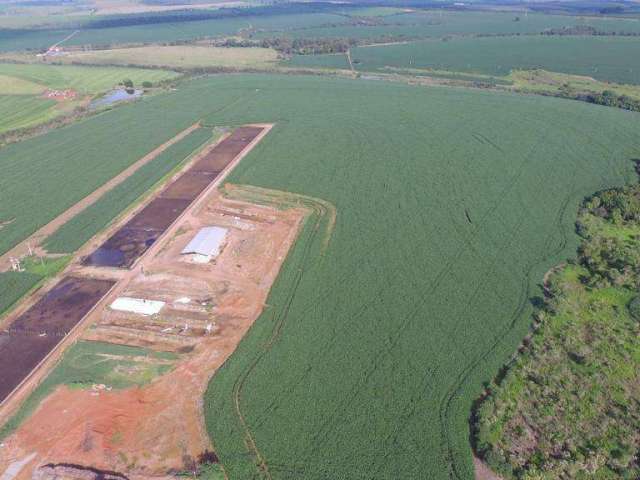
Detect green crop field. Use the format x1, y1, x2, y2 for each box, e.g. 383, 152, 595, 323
0, 82, 246, 257
349, 36, 640, 85
286, 53, 350, 70
0, 63, 180, 93
3, 8, 640, 53
2, 74, 640, 479
0, 271, 42, 316
253, 10, 640, 40
0, 95, 57, 133
45, 127, 214, 253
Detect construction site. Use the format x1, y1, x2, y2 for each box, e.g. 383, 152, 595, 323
0, 125, 309, 479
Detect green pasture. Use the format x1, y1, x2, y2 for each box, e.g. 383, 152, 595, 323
2, 74, 640, 479
0, 63, 180, 93
285, 53, 351, 70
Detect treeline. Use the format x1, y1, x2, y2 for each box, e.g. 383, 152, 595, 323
221, 37, 358, 55
533, 86, 640, 113
474, 179, 640, 479
541, 25, 640, 37
576, 89, 640, 112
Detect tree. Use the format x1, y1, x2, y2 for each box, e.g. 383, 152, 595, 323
122, 78, 134, 89
142, 81, 152, 89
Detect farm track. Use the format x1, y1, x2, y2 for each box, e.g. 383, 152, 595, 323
0, 122, 202, 271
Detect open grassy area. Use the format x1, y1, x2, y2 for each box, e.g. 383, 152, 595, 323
41, 45, 280, 70
349, 36, 640, 85
476, 184, 640, 478
0, 73, 45, 94
2, 73, 640, 479
0, 340, 177, 441
0, 62, 180, 93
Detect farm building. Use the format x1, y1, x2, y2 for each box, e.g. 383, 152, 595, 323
110, 297, 165, 316
181, 226, 228, 263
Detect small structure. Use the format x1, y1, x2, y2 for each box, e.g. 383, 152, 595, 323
111, 297, 165, 316
181, 226, 228, 263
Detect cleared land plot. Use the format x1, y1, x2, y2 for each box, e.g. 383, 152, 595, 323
44, 46, 280, 70
83, 126, 264, 268
45, 127, 214, 253
0, 186, 305, 474
0, 340, 177, 440
350, 36, 640, 85
0, 276, 114, 403
2, 74, 640, 479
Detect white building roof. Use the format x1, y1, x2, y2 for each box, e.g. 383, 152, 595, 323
111, 297, 165, 316
181, 226, 228, 257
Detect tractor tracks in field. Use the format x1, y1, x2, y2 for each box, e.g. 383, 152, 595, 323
440, 187, 577, 480
226, 190, 335, 479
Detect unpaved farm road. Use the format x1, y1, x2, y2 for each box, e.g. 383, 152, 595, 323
0, 123, 201, 271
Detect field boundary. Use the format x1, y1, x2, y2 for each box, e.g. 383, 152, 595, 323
0, 121, 203, 271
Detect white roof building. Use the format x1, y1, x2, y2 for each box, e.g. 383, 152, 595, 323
111, 297, 165, 316
181, 226, 228, 262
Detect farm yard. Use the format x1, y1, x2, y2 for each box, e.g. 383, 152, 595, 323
1, 73, 639, 479
0, 177, 306, 475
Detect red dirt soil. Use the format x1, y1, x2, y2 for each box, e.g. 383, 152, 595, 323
0, 186, 306, 479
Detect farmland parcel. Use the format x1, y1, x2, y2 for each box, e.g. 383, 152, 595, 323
1, 74, 640, 479
339, 36, 640, 85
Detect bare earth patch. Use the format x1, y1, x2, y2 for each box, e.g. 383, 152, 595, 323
0, 186, 307, 478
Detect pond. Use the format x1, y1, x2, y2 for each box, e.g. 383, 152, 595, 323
90, 88, 143, 109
